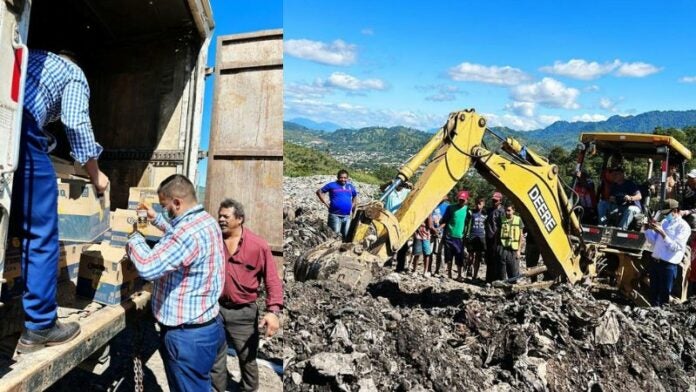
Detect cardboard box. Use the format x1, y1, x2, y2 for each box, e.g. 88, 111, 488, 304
51, 156, 89, 179
57, 178, 110, 242
76, 241, 142, 305
128, 187, 163, 213
109, 209, 164, 247
1, 239, 85, 301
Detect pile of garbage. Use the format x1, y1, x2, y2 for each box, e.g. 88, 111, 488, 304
282, 177, 696, 391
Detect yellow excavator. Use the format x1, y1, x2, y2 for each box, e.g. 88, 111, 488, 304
294, 109, 692, 306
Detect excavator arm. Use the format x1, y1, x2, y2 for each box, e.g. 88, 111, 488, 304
351, 109, 585, 283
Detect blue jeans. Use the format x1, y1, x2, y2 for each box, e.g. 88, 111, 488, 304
159, 315, 226, 392
328, 213, 350, 240
598, 200, 640, 230
650, 260, 678, 307
9, 114, 59, 330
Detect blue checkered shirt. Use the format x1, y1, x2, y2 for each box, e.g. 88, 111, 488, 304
127, 205, 225, 326
24, 50, 103, 164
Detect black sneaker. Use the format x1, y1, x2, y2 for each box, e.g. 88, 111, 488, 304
17, 321, 81, 354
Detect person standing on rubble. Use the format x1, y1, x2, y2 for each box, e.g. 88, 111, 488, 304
464, 197, 487, 281
12, 50, 109, 353
495, 204, 524, 281
127, 174, 225, 391
381, 180, 413, 272
316, 169, 358, 240
439, 190, 470, 281
645, 199, 690, 307
431, 195, 450, 276
211, 198, 283, 392
485, 192, 505, 283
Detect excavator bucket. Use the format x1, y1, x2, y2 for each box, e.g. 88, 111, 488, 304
293, 240, 381, 291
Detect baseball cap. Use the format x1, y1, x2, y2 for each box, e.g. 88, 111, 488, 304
457, 190, 469, 200
660, 198, 680, 214
687, 169, 696, 179
492, 192, 503, 201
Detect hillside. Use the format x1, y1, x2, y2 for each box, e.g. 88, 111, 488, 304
284, 142, 383, 184
284, 110, 696, 179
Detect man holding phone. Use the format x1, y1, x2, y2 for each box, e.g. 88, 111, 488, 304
645, 199, 690, 306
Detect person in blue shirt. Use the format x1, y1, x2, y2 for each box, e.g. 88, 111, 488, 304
316, 169, 358, 240
12, 50, 109, 353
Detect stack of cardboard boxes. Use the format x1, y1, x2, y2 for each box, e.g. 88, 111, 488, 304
1, 158, 164, 306
76, 188, 164, 305
1, 157, 109, 304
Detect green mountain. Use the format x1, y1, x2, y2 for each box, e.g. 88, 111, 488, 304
284, 110, 696, 179
523, 110, 696, 149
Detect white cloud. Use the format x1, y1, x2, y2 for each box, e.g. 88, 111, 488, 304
585, 85, 600, 92
572, 114, 608, 122
483, 113, 544, 131
361, 28, 374, 36
320, 72, 387, 91
679, 76, 696, 83
284, 39, 357, 66
540, 58, 661, 79
505, 101, 536, 117
416, 84, 465, 102
285, 98, 444, 129
448, 62, 530, 86
538, 115, 561, 125
285, 83, 331, 99
599, 97, 614, 110
614, 62, 661, 77
510, 77, 580, 109
540, 59, 620, 80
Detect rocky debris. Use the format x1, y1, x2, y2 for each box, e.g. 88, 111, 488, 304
283, 176, 696, 391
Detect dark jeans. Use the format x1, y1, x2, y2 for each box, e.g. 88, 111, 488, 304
159, 316, 225, 392
650, 260, 678, 307
525, 241, 541, 282
485, 237, 497, 283
211, 303, 260, 392
394, 243, 410, 272
495, 245, 520, 281
9, 114, 59, 330
444, 236, 466, 267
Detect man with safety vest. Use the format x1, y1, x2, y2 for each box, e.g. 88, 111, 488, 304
494, 204, 524, 281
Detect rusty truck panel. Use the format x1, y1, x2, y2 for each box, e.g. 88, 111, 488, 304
206, 29, 283, 257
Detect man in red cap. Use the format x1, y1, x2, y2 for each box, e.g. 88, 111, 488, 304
485, 191, 505, 283
439, 190, 470, 281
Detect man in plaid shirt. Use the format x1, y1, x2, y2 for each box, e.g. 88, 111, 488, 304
127, 174, 225, 391
13, 50, 109, 353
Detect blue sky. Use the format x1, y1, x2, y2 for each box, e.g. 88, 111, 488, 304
284, 0, 696, 131
198, 0, 282, 185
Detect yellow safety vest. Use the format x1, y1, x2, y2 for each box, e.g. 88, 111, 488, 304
500, 215, 522, 250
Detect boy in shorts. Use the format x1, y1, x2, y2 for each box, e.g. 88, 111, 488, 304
411, 216, 433, 276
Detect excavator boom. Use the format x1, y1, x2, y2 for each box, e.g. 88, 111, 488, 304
354, 109, 584, 282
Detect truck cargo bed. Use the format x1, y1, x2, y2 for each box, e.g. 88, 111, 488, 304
0, 291, 150, 392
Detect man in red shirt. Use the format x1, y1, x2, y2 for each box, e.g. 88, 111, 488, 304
211, 199, 283, 392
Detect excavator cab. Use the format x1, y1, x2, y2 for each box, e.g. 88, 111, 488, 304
575, 133, 693, 304
576, 133, 692, 245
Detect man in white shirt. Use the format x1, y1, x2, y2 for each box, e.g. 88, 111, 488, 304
645, 199, 690, 306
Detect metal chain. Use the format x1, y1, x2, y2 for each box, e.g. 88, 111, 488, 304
133, 312, 144, 392
133, 355, 144, 392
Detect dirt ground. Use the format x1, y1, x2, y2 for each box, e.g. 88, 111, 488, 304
283, 215, 696, 391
